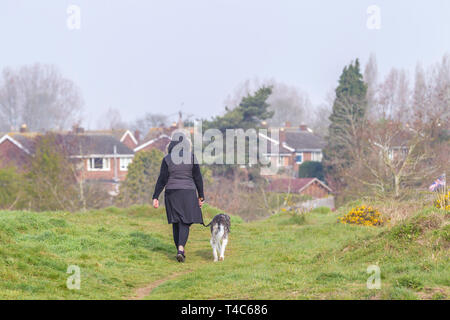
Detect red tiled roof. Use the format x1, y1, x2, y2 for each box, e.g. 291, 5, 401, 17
134, 134, 171, 153
267, 177, 332, 193
0, 132, 134, 156
261, 128, 325, 154
267, 178, 314, 193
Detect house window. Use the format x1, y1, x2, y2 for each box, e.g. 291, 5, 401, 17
87, 158, 110, 171
311, 152, 322, 162
278, 155, 288, 167
120, 158, 133, 171
401, 148, 408, 157
389, 148, 408, 161
388, 149, 394, 160
295, 153, 303, 164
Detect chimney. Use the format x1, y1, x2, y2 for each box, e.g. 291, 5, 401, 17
300, 123, 308, 131
20, 124, 28, 133
72, 124, 84, 134
134, 130, 141, 143
279, 127, 286, 143
177, 111, 184, 129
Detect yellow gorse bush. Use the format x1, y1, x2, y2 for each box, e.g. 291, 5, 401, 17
434, 191, 450, 212
338, 205, 385, 227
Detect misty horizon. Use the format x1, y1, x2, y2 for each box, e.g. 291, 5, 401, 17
1, 0, 449, 130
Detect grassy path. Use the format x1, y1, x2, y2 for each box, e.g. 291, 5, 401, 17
129, 270, 192, 300
0, 204, 448, 299
139, 205, 448, 300
142, 211, 383, 299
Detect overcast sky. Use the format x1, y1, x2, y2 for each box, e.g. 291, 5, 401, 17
1, 0, 449, 128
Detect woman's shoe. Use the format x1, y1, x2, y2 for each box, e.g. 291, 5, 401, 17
176, 250, 185, 263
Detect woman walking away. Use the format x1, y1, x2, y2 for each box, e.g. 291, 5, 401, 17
152, 132, 205, 263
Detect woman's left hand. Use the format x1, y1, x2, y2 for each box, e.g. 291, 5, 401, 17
198, 198, 205, 208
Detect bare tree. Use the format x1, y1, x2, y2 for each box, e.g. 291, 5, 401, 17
412, 63, 427, 118
266, 82, 312, 127
0, 68, 21, 131
393, 70, 411, 122
131, 112, 169, 134
345, 120, 444, 199
426, 54, 450, 125
340, 54, 450, 199
0, 64, 83, 132
308, 89, 334, 136
97, 107, 128, 130
374, 67, 411, 122
365, 54, 449, 126
364, 53, 379, 115
222, 78, 313, 127
377, 68, 399, 120
223, 78, 257, 110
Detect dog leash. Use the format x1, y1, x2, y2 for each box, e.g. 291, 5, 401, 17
200, 207, 212, 227
199, 203, 212, 228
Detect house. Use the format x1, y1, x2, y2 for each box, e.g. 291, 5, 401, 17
134, 134, 171, 153
369, 127, 414, 161
0, 132, 36, 170
134, 124, 194, 153
386, 131, 412, 161
260, 124, 326, 176
61, 134, 135, 183
267, 177, 333, 198
0, 130, 136, 185
0, 124, 184, 192
76, 129, 139, 150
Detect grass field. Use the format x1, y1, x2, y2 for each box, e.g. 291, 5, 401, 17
0, 203, 448, 299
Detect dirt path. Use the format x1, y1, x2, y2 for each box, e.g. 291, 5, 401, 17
128, 270, 193, 300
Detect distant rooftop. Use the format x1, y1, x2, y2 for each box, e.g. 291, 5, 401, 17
0, 131, 134, 156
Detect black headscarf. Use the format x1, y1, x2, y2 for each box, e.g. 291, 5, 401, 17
167, 132, 191, 157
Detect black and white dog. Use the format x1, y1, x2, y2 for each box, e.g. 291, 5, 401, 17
208, 214, 231, 262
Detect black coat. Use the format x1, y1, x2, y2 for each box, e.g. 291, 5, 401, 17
164, 189, 204, 224
152, 153, 204, 224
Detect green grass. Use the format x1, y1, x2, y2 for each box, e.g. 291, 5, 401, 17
310, 206, 332, 214
0, 203, 448, 299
